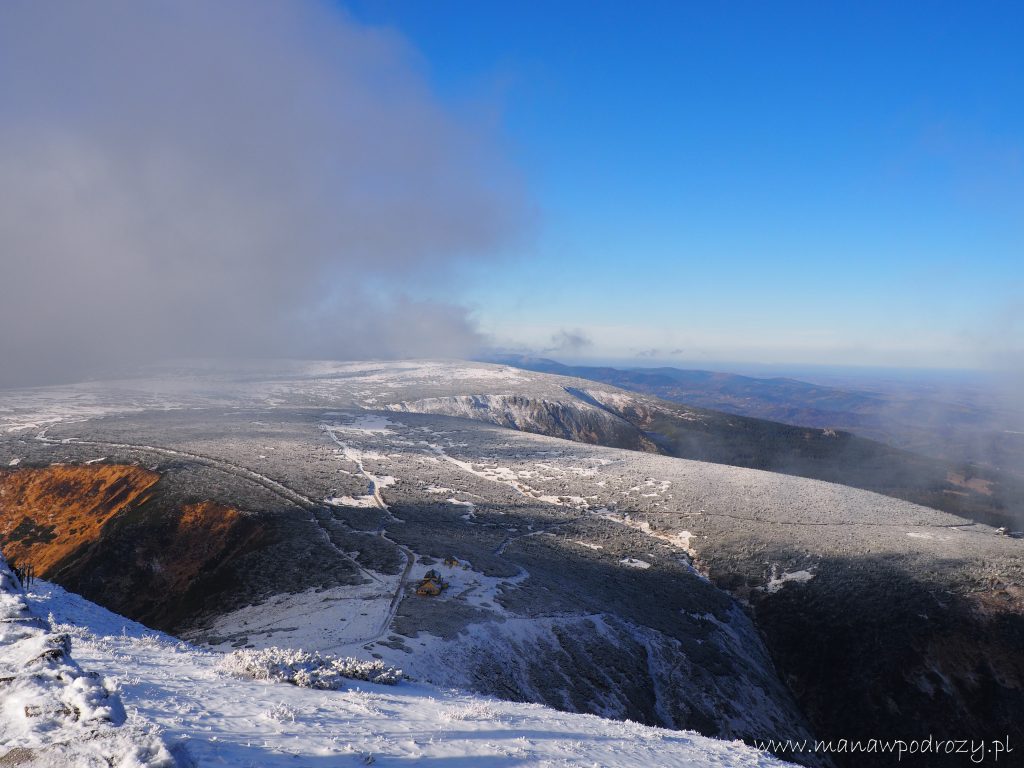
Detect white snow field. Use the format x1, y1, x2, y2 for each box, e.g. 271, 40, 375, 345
0, 562, 793, 767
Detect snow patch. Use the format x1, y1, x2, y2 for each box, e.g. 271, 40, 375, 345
764, 569, 815, 594
0, 557, 174, 765
198, 581, 399, 652
447, 497, 477, 520
620, 557, 652, 569
325, 495, 378, 508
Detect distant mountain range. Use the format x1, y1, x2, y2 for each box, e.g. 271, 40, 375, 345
483, 355, 1024, 477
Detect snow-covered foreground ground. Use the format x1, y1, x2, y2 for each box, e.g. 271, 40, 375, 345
0, 561, 173, 767
4, 573, 792, 767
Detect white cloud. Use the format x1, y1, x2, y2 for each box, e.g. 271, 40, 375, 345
0, 0, 527, 386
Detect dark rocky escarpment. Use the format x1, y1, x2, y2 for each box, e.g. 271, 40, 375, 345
718, 556, 1024, 767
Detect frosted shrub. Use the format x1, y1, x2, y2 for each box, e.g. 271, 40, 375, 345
135, 632, 166, 650
263, 701, 298, 722
440, 700, 500, 722
220, 647, 402, 689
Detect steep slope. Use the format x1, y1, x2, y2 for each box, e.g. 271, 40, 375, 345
6, 568, 795, 767
0, 557, 174, 767
0, 464, 284, 631
0, 464, 160, 573
751, 557, 1024, 767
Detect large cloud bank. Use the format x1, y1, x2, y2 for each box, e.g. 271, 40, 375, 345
0, 0, 526, 386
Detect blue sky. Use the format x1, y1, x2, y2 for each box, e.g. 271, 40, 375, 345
344, 1, 1023, 368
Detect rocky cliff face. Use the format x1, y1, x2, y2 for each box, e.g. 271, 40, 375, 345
386, 393, 661, 453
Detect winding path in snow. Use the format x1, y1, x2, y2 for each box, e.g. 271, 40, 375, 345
319, 423, 416, 646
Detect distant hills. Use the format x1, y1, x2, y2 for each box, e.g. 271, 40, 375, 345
483, 355, 1024, 478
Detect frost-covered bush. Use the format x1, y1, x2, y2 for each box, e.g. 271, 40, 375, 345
263, 701, 298, 722
440, 700, 500, 722
220, 647, 402, 689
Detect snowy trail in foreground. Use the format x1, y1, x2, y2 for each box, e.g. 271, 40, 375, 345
20, 579, 793, 767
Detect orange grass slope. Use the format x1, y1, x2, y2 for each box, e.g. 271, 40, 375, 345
156, 500, 262, 597
0, 464, 160, 574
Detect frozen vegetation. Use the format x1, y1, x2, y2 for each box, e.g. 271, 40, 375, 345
220, 646, 403, 687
